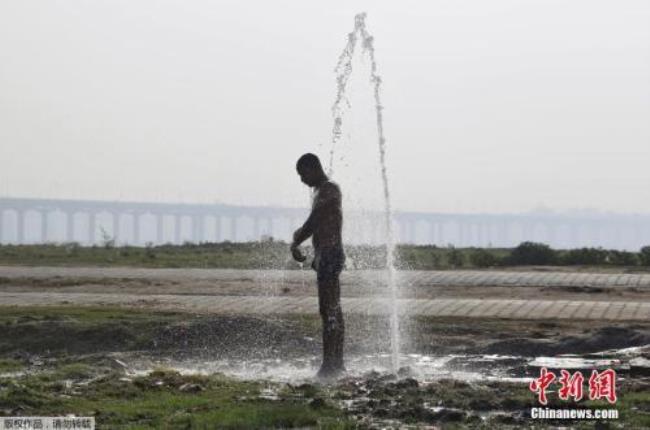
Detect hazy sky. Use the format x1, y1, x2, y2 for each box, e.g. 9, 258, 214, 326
1, 0, 649, 214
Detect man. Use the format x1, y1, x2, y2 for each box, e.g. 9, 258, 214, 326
291, 153, 346, 379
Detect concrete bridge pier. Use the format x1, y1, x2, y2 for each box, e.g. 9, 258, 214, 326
477, 223, 486, 247
191, 215, 203, 244
546, 224, 557, 248
428, 221, 436, 245
65, 211, 74, 243
437, 222, 445, 245
231, 217, 238, 242
88, 212, 96, 245
215, 216, 222, 242
16, 210, 25, 244
522, 223, 534, 243
156, 214, 164, 244
639, 225, 650, 249
253, 217, 260, 241
456, 223, 463, 247
485, 223, 495, 247
112, 213, 120, 243
132, 213, 140, 245
638, 225, 646, 250
496, 222, 508, 247
174, 215, 181, 244
40, 211, 48, 243
406, 220, 416, 244
266, 217, 274, 240
375, 218, 384, 245
570, 224, 581, 249
458, 222, 471, 247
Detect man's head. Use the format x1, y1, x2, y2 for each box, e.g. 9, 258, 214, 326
296, 153, 326, 187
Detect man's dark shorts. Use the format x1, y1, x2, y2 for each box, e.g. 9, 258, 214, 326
312, 247, 346, 281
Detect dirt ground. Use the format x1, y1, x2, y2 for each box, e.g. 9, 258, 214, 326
1, 307, 649, 429
1, 271, 649, 302
1, 266, 649, 428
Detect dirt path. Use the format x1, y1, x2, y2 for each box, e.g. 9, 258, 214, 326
2, 266, 650, 302
1, 291, 648, 322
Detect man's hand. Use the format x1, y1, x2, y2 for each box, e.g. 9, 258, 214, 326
291, 226, 308, 262
290, 242, 307, 263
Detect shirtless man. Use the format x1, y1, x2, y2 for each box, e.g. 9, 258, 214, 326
291, 153, 346, 379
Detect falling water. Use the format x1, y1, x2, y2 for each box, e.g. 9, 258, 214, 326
328, 13, 400, 372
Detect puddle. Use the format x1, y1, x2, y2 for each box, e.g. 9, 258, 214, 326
120, 352, 533, 384
0, 371, 27, 378
116, 343, 650, 385
528, 356, 623, 370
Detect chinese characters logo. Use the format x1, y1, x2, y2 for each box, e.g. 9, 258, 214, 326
529, 367, 617, 405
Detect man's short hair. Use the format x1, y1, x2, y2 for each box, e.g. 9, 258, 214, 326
296, 153, 324, 172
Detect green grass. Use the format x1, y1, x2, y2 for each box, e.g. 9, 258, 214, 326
0, 306, 645, 428
0, 305, 325, 362
0, 358, 24, 372
0, 305, 182, 325
1, 241, 649, 271
0, 242, 296, 269
0, 367, 353, 429
617, 391, 650, 428
0, 306, 186, 357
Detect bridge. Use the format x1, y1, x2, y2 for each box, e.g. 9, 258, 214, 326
0, 197, 649, 250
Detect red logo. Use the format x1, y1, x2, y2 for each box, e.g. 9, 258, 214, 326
588, 369, 617, 404
558, 369, 584, 401
529, 367, 556, 405
529, 367, 617, 404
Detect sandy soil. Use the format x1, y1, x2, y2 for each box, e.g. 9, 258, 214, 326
0, 274, 650, 301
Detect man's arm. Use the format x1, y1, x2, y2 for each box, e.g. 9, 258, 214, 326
292, 183, 339, 246
292, 211, 315, 246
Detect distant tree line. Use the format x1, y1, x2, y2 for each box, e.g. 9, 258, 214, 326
1, 240, 650, 270
400, 242, 650, 268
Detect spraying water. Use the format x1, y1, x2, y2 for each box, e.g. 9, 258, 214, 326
328, 13, 400, 372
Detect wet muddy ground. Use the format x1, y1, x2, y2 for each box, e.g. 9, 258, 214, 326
1, 266, 649, 427
1, 306, 649, 428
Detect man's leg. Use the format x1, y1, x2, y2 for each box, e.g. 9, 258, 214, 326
317, 275, 345, 373
330, 271, 344, 370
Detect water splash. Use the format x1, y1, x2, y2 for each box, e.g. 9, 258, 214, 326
327, 17, 358, 176
328, 13, 400, 372
120, 353, 532, 385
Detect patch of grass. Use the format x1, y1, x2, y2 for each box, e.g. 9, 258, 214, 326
286, 314, 322, 334
0, 306, 327, 368
0, 242, 300, 270
0, 306, 182, 325
0, 367, 351, 429
616, 391, 650, 428
49, 363, 96, 380
0, 306, 185, 357
182, 401, 350, 429
0, 358, 24, 372
3, 241, 650, 271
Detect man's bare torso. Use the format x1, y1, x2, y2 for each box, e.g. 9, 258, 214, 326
311, 180, 343, 251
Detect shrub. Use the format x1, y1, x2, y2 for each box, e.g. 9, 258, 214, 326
447, 246, 465, 268
639, 246, 650, 266
427, 250, 442, 269
99, 227, 115, 249
508, 242, 556, 265
469, 248, 499, 268
606, 250, 638, 266
560, 247, 608, 265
